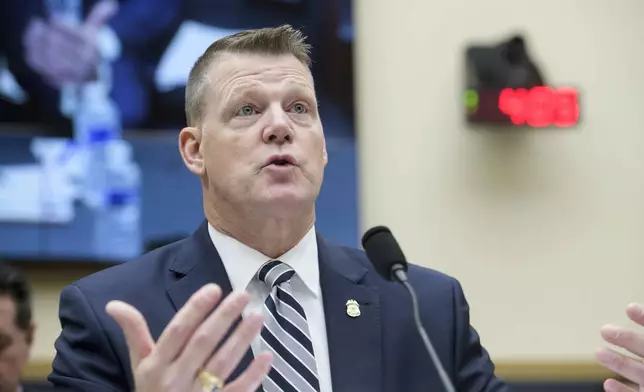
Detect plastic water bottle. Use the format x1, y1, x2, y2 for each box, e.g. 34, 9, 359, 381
29, 138, 75, 223
73, 76, 122, 210
93, 140, 142, 261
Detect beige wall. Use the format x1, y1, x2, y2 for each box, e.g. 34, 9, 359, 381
21, 0, 644, 371
355, 0, 644, 361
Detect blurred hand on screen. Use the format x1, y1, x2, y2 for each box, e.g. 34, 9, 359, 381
597, 303, 644, 392
22, 0, 118, 88
105, 284, 272, 392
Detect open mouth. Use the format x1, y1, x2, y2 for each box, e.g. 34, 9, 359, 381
265, 155, 297, 168
269, 159, 292, 166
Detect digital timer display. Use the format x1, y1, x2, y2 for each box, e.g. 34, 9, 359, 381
464, 86, 580, 128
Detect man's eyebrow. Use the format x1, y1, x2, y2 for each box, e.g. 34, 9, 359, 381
222, 86, 264, 108
227, 88, 257, 102
289, 86, 316, 100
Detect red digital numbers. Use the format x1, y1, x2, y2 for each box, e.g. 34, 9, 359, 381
498, 86, 579, 127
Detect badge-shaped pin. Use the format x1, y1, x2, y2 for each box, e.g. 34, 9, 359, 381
346, 299, 361, 318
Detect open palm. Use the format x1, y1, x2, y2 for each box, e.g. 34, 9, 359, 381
597, 303, 644, 392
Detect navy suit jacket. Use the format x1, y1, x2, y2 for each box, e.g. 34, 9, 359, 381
48, 221, 508, 391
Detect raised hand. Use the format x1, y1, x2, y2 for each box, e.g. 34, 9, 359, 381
22, 0, 118, 87
106, 284, 272, 392
597, 303, 644, 392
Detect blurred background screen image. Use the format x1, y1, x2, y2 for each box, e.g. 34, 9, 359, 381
0, 0, 358, 264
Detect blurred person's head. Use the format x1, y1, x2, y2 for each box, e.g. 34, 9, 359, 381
0, 263, 34, 392
179, 25, 327, 257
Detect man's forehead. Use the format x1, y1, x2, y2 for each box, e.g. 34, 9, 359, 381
208, 52, 314, 92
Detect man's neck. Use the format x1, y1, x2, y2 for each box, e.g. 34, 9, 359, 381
205, 204, 315, 259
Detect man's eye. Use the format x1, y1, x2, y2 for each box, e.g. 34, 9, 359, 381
236, 105, 257, 116
291, 102, 307, 114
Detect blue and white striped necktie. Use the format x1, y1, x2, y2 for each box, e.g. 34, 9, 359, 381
257, 260, 320, 392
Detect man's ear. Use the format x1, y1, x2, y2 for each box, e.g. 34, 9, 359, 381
179, 126, 205, 176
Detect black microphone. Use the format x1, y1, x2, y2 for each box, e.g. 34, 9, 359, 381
362, 226, 456, 392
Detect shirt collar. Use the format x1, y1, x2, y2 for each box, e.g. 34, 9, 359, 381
208, 223, 320, 297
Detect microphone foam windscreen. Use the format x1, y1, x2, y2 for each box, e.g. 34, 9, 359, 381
361, 226, 408, 281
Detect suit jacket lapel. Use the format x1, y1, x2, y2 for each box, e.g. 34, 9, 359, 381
166, 220, 254, 383
317, 234, 384, 392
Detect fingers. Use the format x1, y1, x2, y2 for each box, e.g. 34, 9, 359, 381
46, 19, 98, 64
22, 19, 49, 72
47, 19, 89, 43
23, 18, 95, 84
602, 378, 637, 392
106, 301, 154, 369
178, 291, 251, 373
596, 347, 644, 386
84, 0, 119, 34
203, 312, 265, 383
24, 0, 115, 85
601, 324, 644, 358
223, 352, 273, 392
154, 284, 223, 364
46, 26, 94, 79
626, 303, 644, 327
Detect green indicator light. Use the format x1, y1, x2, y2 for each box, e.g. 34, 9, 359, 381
464, 89, 479, 109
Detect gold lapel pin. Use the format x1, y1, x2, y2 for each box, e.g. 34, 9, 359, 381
346, 299, 361, 318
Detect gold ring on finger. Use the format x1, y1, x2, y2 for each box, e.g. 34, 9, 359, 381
198, 370, 224, 392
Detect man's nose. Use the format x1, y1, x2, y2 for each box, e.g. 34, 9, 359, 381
262, 106, 294, 144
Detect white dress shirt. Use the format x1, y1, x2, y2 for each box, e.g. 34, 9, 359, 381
208, 224, 333, 392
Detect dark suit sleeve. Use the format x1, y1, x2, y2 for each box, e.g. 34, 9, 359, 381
48, 284, 128, 392
451, 278, 509, 392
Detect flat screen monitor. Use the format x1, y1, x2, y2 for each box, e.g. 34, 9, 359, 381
0, 0, 357, 263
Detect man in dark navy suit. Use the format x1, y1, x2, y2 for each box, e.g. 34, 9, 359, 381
44, 23, 644, 392
48, 25, 509, 392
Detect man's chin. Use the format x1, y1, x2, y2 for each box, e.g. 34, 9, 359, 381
259, 189, 311, 212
